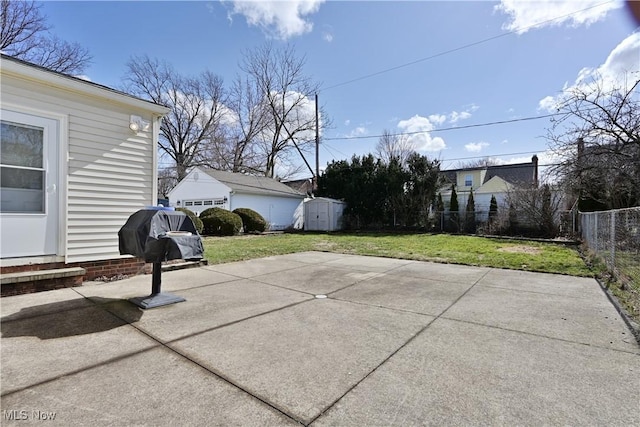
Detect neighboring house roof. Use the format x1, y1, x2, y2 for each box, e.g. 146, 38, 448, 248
1, 54, 170, 114
441, 155, 538, 188
202, 169, 305, 198
282, 177, 314, 195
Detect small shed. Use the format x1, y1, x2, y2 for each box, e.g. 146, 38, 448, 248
304, 197, 346, 231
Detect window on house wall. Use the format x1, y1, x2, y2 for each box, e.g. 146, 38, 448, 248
203, 200, 213, 206
214, 199, 225, 206
185, 201, 193, 206
193, 201, 203, 206
465, 175, 473, 187
0, 121, 45, 213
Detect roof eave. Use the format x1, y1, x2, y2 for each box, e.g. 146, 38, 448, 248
1, 54, 170, 115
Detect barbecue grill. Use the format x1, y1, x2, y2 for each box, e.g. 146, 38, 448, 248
118, 207, 203, 308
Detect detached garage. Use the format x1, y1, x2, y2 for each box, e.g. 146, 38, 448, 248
168, 167, 306, 231
304, 198, 346, 231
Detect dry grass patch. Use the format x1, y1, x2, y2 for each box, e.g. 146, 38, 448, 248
498, 245, 543, 255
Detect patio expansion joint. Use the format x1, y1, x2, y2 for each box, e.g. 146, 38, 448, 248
475, 282, 602, 300
307, 267, 494, 425
0, 345, 160, 398
438, 316, 640, 356
72, 289, 310, 425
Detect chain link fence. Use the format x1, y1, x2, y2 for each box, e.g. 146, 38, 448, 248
580, 207, 640, 293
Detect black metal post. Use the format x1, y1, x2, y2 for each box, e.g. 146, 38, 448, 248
151, 262, 162, 295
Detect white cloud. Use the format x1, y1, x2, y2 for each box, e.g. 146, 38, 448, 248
428, 114, 447, 125
449, 111, 472, 123
226, 0, 325, 39
449, 104, 478, 124
539, 32, 640, 111
344, 119, 351, 126
397, 115, 446, 152
322, 24, 334, 42
496, 0, 623, 34
465, 142, 490, 152
346, 126, 367, 138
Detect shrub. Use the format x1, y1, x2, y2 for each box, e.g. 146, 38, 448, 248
199, 207, 219, 219
200, 207, 242, 236
175, 207, 203, 234
233, 208, 268, 233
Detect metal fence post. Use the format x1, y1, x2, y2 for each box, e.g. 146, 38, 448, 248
594, 213, 598, 253
610, 210, 615, 269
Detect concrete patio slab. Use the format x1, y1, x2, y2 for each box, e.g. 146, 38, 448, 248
443, 283, 639, 352
1, 302, 157, 395
254, 264, 382, 295
331, 273, 473, 316
324, 254, 413, 272
314, 318, 640, 426
0, 288, 92, 320
100, 279, 312, 342
172, 297, 433, 424
2, 252, 638, 426
479, 268, 604, 298
1, 346, 298, 427
391, 261, 490, 284
203, 257, 308, 278
75, 268, 241, 300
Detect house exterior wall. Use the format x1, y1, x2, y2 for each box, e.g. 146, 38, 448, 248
457, 169, 485, 190
1, 63, 167, 265
440, 175, 512, 221
167, 168, 232, 214
231, 193, 304, 230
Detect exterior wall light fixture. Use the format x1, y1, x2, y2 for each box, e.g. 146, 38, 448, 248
129, 115, 151, 133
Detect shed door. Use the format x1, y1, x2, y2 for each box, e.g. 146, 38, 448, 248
308, 201, 330, 231
1, 110, 59, 257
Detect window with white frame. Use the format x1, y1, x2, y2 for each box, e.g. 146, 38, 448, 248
464, 174, 473, 187
1, 120, 45, 213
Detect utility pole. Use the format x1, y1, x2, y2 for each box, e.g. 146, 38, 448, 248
314, 93, 320, 191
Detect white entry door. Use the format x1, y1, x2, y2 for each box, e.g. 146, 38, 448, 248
1, 110, 60, 258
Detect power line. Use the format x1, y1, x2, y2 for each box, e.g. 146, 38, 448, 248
324, 113, 557, 141
441, 150, 541, 163
321, 0, 615, 92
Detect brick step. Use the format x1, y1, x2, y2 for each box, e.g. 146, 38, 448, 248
1, 267, 86, 296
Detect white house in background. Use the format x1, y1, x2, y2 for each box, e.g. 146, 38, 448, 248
168, 167, 306, 230
439, 155, 539, 220
1, 54, 170, 294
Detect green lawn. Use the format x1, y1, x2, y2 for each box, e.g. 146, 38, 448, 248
202, 232, 592, 277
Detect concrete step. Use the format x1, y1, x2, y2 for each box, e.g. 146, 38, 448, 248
1, 267, 87, 285
1, 267, 86, 296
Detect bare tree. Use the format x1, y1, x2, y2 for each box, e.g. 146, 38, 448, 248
454, 157, 503, 169
157, 167, 177, 199
375, 129, 416, 166
506, 184, 564, 237
207, 74, 270, 173
1, 0, 91, 74
240, 43, 324, 178
547, 75, 640, 210
122, 55, 226, 180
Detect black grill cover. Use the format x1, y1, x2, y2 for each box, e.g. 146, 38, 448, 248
118, 209, 204, 262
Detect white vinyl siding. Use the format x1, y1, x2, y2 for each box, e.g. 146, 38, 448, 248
1, 69, 164, 263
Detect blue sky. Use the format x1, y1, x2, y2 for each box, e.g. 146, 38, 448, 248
41, 1, 639, 176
